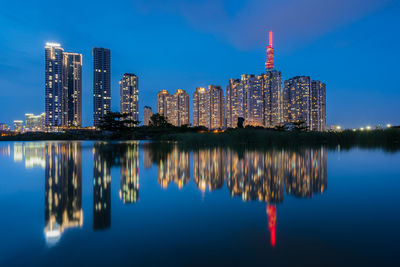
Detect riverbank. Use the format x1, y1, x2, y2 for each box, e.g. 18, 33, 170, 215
1, 127, 400, 151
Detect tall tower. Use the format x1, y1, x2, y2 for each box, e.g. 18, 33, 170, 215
93, 48, 111, 127
45, 43, 64, 128
62, 52, 82, 127
265, 31, 274, 72
120, 73, 139, 123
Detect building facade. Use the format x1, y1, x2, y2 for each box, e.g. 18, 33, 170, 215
243, 74, 264, 127
311, 80, 326, 131
143, 106, 153, 126
156, 90, 171, 119
263, 70, 282, 127
157, 89, 190, 126
13, 120, 23, 132
25, 113, 45, 132
63, 53, 82, 127
120, 73, 139, 123
193, 87, 210, 128
93, 47, 111, 127
45, 43, 64, 128
283, 76, 312, 129
225, 79, 245, 128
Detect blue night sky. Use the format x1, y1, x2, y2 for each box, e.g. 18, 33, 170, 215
0, 0, 399, 128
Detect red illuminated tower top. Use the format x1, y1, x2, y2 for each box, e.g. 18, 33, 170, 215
265, 31, 274, 72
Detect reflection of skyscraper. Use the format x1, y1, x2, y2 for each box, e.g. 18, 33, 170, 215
193, 148, 225, 192
93, 143, 111, 230
157, 146, 190, 189
120, 142, 139, 204
44, 142, 83, 245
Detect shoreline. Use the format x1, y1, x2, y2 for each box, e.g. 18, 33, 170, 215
1, 128, 399, 151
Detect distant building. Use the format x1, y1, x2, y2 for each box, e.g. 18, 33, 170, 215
62, 52, 82, 127
25, 113, 45, 132
243, 74, 264, 127
157, 89, 190, 126
283, 76, 312, 129
225, 79, 244, 128
193, 87, 211, 128
263, 70, 283, 127
143, 106, 153, 126
0, 123, 10, 131
120, 73, 139, 123
156, 90, 171, 118
209, 85, 224, 129
93, 47, 111, 127
45, 43, 64, 128
311, 81, 326, 131
13, 120, 24, 132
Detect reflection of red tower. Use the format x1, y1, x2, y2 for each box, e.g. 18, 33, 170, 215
265, 31, 274, 71
266, 204, 276, 247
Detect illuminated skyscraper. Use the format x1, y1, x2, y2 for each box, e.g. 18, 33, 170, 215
263, 71, 283, 127
265, 31, 274, 72
157, 89, 190, 126
93, 47, 111, 127
209, 85, 224, 129
143, 106, 153, 126
243, 74, 264, 127
156, 90, 171, 118
45, 43, 64, 128
311, 81, 326, 131
193, 85, 224, 129
193, 87, 210, 128
225, 79, 244, 128
120, 73, 139, 123
283, 76, 312, 129
62, 52, 82, 127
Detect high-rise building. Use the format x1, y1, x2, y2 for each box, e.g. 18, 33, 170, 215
225, 79, 245, 128
25, 113, 45, 131
209, 85, 225, 129
62, 52, 82, 127
143, 106, 153, 126
120, 73, 139, 124
311, 81, 326, 131
157, 89, 190, 126
193, 87, 210, 128
283, 76, 312, 129
243, 74, 264, 127
45, 42, 64, 128
93, 47, 111, 127
156, 90, 171, 118
263, 71, 282, 127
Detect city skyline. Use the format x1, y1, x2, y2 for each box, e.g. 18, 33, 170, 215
0, 0, 399, 128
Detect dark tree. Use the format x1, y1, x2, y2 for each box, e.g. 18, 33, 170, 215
237, 117, 245, 128
99, 112, 138, 131
292, 120, 308, 132
149, 113, 171, 127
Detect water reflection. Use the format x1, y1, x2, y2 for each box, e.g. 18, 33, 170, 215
44, 142, 83, 245
10, 141, 327, 247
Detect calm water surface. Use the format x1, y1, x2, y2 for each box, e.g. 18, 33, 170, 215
0, 141, 399, 266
